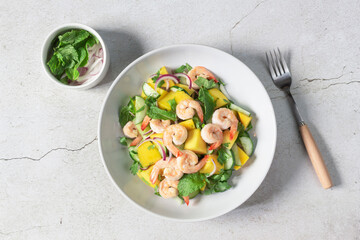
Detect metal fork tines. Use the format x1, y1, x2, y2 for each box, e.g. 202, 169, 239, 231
266, 48, 304, 126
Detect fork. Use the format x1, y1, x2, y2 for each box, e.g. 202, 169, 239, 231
266, 48, 332, 189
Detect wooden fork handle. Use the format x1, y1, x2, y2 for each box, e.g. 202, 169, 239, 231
299, 124, 332, 189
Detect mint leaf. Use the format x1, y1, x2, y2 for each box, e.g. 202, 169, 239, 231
198, 88, 215, 121
168, 99, 177, 112
178, 173, 206, 197
47, 55, 65, 77
214, 181, 231, 192
174, 63, 192, 73
77, 47, 88, 67
195, 77, 217, 89
147, 106, 177, 121
204, 169, 233, 195
217, 147, 231, 165
151, 70, 160, 83
57, 30, 90, 48
56, 45, 79, 69
130, 161, 139, 175
65, 67, 80, 81
119, 98, 136, 128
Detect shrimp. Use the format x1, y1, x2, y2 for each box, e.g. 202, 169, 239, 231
212, 108, 238, 140
177, 150, 208, 174
150, 119, 171, 133
141, 116, 151, 131
176, 99, 204, 123
200, 124, 223, 150
163, 124, 188, 157
158, 179, 179, 199
123, 121, 139, 138
150, 157, 183, 184
187, 66, 217, 90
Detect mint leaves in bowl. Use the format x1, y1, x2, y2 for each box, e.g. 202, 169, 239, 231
42, 23, 109, 90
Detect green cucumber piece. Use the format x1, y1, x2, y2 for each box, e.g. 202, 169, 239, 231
223, 148, 235, 170
170, 86, 186, 92
128, 146, 140, 162
142, 83, 160, 98
133, 96, 148, 125
232, 144, 241, 166
239, 136, 254, 156
229, 103, 251, 116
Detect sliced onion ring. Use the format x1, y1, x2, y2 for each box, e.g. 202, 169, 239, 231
174, 73, 192, 89
140, 166, 150, 171
154, 74, 180, 90
207, 158, 217, 177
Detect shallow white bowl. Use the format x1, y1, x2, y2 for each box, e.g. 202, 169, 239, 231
98, 44, 277, 222
41, 23, 110, 90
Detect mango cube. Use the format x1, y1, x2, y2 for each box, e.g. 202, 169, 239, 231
184, 129, 207, 155
200, 154, 224, 175
157, 91, 177, 111
179, 119, 196, 130
137, 165, 159, 188
208, 88, 229, 109
238, 112, 252, 129
138, 142, 162, 167
222, 130, 239, 149
176, 83, 195, 95
234, 146, 250, 170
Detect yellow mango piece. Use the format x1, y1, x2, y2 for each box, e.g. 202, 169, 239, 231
174, 91, 193, 103
146, 78, 168, 97
234, 146, 250, 170
137, 165, 159, 188
157, 91, 177, 111
138, 142, 162, 167
149, 133, 164, 139
179, 119, 195, 130
176, 83, 195, 95
222, 130, 239, 149
238, 112, 252, 129
200, 154, 224, 175
159, 66, 169, 75
184, 129, 207, 155
208, 88, 229, 109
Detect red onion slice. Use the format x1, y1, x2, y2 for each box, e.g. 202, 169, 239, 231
154, 74, 180, 90
153, 140, 166, 161
139, 166, 150, 171
174, 73, 192, 89
207, 158, 217, 177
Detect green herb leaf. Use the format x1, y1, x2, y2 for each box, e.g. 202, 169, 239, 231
204, 169, 233, 195
56, 45, 79, 69
174, 63, 192, 73
217, 147, 231, 165
246, 122, 253, 131
222, 142, 230, 148
147, 144, 156, 150
136, 105, 145, 113
151, 70, 160, 83
168, 99, 177, 112
214, 181, 231, 192
217, 78, 225, 86
198, 88, 215, 121
192, 116, 202, 129
154, 185, 161, 196
178, 173, 206, 197
195, 77, 217, 89
57, 30, 90, 48
147, 106, 177, 121
119, 137, 128, 146
130, 161, 139, 175
119, 98, 136, 128
47, 55, 65, 77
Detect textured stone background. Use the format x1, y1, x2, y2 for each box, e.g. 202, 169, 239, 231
0, 1, 359, 239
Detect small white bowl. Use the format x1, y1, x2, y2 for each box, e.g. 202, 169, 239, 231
41, 23, 110, 90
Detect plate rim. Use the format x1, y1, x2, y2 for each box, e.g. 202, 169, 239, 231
98, 43, 277, 222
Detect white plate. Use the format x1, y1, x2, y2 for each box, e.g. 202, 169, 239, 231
98, 44, 277, 222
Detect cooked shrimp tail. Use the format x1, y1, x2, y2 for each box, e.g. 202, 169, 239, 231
201, 124, 223, 150
163, 124, 188, 157
183, 196, 190, 206
141, 116, 151, 131
159, 179, 179, 199
208, 141, 222, 151
129, 135, 142, 146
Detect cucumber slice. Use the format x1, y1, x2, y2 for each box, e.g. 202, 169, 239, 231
142, 83, 160, 98
231, 144, 241, 166
170, 86, 186, 92
223, 148, 235, 170
188, 189, 200, 199
239, 136, 254, 156
229, 103, 251, 116
133, 96, 148, 125
219, 84, 231, 99
128, 146, 140, 162
178, 76, 188, 85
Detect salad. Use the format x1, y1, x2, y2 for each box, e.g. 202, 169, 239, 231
119, 64, 255, 205
47, 29, 103, 85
